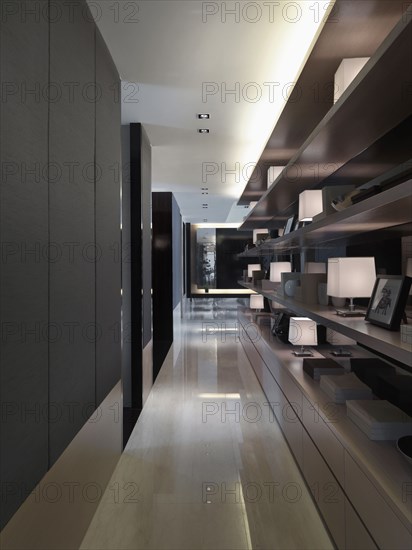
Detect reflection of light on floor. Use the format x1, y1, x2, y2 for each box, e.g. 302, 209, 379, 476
239, 483, 253, 550
198, 393, 240, 400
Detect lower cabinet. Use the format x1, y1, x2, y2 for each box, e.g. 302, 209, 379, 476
345, 497, 378, 550
302, 429, 346, 549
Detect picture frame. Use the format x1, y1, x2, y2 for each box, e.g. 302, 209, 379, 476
283, 215, 296, 235
365, 275, 412, 331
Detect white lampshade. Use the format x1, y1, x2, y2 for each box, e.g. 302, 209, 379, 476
253, 228, 269, 244
270, 261, 292, 282
288, 317, 318, 346
250, 294, 264, 310
327, 257, 376, 298
326, 328, 356, 346
247, 264, 261, 278
267, 166, 285, 188
304, 262, 326, 274
298, 190, 323, 222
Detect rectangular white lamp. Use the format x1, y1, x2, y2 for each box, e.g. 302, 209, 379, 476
267, 166, 285, 188
270, 261, 292, 282
247, 264, 261, 278
326, 328, 356, 357
288, 317, 317, 357
327, 257, 376, 316
250, 294, 264, 311
304, 262, 326, 274
298, 190, 323, 222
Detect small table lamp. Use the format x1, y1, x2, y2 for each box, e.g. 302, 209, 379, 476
326, 328, 356, 357
270, 261, 292, 282
298, 190, 323, 222
250, 294, 264, 313
327, 257, 376, 316
288, 317, 318, 357
248, 264, 261, 278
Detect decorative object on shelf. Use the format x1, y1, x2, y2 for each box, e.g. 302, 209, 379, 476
303, 358, 345, 380
293, 274, 327, 305
304, 262, 326, 274
298, 190, 323, 222
334, 57, 370, 103
327, 257, 376, 316
376, 374, 412, 416
326, 328, 356, 357
401, 323, 412, 345
288, 317, 317, 357
284, 279, 298, 297
247, 263, 261, 278
250, 294, 264, 313
312, 185, 355, 221
331, 188, 362, 211
283, 215, 296, 235
346, 399, 412, 441
365, 275, 412, 330
270, 261, 292, 283
253, 228, 269, 244
318, 282, 329, 306
320, 373, 373, 404
251, 270, 265, 287
396, 435, 412, 465
271, 311, 293, 344
350, 358, 396, 396
351, 185, 382, 204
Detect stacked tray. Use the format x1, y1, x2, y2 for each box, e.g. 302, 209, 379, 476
320, 373, 373, 404
347, 399, 412, 440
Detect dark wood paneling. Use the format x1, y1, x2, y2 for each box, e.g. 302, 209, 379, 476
152, 193, 174, 379
48, 3, 96, 464
0, 1, 49, 528
129, 123, 152, 409
95, 29, 121, 405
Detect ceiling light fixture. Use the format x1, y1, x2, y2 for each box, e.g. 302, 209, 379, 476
198, 129, 210, 134
197, 114, 210, 119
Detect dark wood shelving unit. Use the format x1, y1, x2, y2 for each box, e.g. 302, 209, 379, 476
239, 179, 412, 257
240, 15, 412, 230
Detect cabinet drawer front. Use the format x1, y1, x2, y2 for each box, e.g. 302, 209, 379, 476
345, 498, 377, 550
303, 430, 345, 549
345, 452, 412, 550
241, 333, 265, 383
302, 396, 345, 485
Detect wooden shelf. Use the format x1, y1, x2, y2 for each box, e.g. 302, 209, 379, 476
240, 15, 412, 230
240, 281, 412, 368
239, 179, 412, 257
238, 308, 412, 543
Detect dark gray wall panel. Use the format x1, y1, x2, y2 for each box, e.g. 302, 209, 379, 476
172, 196, 182, 309
0, 2, 49, 528
141, 127, 152, 349
95, 30, 121, 405
48, 5, 96, 464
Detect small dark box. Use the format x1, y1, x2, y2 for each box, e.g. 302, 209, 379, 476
350, 358, 396, 395
303, 358, 345, 381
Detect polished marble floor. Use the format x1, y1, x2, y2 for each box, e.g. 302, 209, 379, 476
80, 298, 333, 550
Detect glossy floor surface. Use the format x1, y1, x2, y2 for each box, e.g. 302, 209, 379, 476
81, 298, 333, 550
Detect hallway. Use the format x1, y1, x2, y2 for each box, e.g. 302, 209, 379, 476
80, 298, 333, 550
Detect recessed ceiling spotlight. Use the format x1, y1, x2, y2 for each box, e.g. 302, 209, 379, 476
203, 219, 208, 222
198, 129, 210, 134
197, 114, 210, 119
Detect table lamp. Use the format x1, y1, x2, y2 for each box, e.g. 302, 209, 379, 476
288, 317, 318, 357
247, 264, 261, 278
327, 257, 376, 316
326, 328, 356, 357
250, 294, 264, 313
270, 261, 292, 282
298, 190, 323, 222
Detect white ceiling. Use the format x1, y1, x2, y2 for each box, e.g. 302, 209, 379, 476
90, 0, 333, 223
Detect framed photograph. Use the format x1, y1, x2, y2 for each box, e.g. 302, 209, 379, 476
365, 275, 412, 331
283, 215, 296, 235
